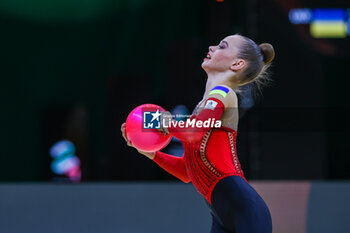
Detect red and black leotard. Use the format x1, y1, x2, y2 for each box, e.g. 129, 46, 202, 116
182, 126, 246, 204
152, 95, 272, 233
153, 97, 246, 204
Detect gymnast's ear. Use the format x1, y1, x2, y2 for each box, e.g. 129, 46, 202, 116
230, 58, 246, 72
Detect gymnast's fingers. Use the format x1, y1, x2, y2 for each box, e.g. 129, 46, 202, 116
121, 123, 134, 147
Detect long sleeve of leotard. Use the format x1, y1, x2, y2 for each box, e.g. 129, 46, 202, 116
153, 151, 191, 183
167, 97, 225, 142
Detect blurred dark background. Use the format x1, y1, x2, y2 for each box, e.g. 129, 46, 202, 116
0, 0, 349, 182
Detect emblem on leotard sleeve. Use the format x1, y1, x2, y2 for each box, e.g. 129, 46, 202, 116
204, 100, 218, 110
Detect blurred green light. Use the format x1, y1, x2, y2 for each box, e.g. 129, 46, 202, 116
0, 0, 149, 22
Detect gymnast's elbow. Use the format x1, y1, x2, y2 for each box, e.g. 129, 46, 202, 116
181, 177, 192, 183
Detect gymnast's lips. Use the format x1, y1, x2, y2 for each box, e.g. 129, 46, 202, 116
204, 53, 211, 60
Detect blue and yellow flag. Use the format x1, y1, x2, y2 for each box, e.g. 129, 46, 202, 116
209, 86, 229, 98
310, 9, 347, 38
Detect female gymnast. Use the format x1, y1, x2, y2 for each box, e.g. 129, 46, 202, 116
121, 34, 275, 233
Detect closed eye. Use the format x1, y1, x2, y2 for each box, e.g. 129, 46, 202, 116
219, 40, 229, 49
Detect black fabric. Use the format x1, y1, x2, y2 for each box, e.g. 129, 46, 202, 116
206, 176, 272, 233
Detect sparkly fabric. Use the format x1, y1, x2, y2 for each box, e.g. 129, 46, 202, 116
183, 126, 246, 204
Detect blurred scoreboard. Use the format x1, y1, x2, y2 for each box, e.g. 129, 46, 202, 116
289, 8, 350, 38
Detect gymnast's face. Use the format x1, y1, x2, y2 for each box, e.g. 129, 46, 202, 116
201, 35, 246, 74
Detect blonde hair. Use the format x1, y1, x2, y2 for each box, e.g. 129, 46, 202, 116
233, 34, 275, 95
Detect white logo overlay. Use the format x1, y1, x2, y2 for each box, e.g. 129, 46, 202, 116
143, 110, 222, 129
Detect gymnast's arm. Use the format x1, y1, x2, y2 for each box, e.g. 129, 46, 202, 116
152, 151, 191, 183
120, 123, 191, 183
165, 85, 237, 142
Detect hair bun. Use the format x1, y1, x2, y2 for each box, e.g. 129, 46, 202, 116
259, 43, 275, 64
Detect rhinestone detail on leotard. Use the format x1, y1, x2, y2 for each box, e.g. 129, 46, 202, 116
200, 130, 222, 177
227, 131, 242, 175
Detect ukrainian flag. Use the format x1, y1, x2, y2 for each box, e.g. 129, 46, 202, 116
209, 86, 229, 98
310, 9, 347, 38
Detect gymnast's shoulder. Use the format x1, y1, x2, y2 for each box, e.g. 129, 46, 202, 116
207, 84, 238, 109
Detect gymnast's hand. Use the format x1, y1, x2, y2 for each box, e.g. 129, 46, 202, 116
121, 123, 156, 160
157, 111, 172, 135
